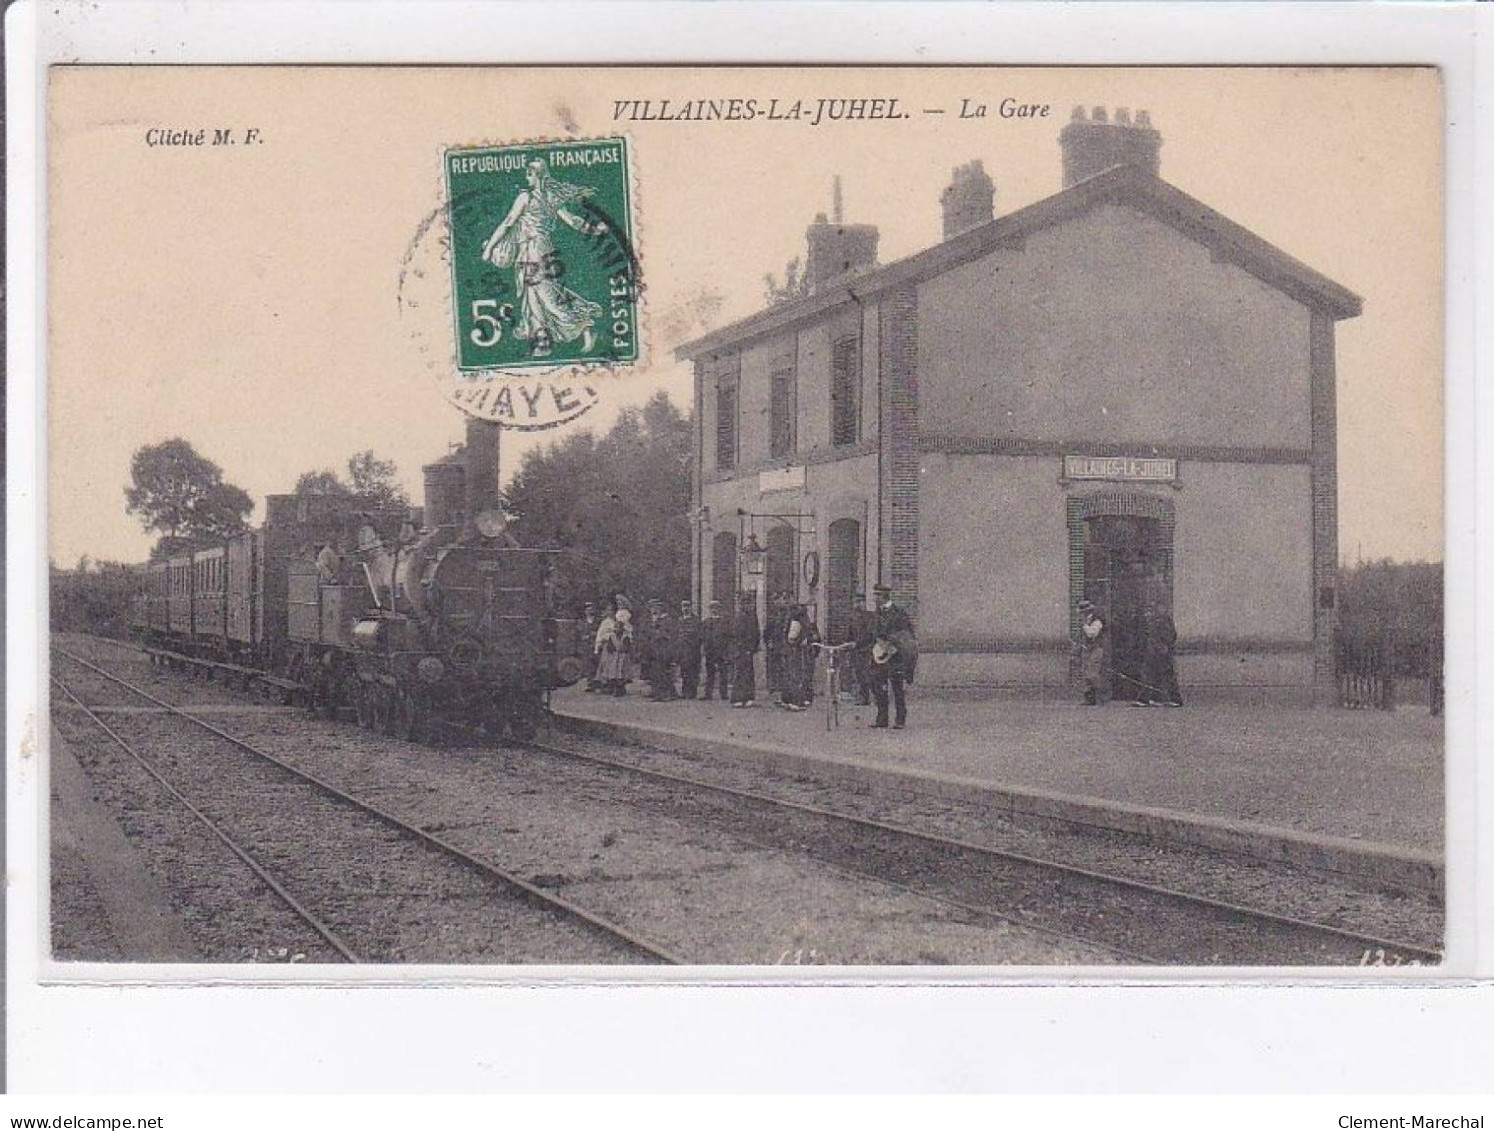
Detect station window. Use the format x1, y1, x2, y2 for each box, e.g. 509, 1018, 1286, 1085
831, 336, 860, 447
769, 360, 796, 460
716, 367, 739, 472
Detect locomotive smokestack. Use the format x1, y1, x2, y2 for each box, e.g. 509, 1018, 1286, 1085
464, 417, 503, 527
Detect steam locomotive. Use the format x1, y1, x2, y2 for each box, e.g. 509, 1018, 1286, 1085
130, 420, 585, 742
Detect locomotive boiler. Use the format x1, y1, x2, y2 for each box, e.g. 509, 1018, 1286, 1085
133, 418, 585, 744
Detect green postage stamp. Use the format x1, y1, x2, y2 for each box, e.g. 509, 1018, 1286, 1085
444, 137, 639, 375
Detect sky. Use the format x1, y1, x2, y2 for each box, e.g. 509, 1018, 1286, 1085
46, 66, 1443, 566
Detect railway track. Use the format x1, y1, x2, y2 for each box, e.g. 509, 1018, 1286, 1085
56, 636, 1441, 966
53, 645, 681, 965
515, 737, 1442, 967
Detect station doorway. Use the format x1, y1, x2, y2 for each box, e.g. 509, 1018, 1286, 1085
1082, 513, 1171, 701
764, 526, 796, 607
825, 518, 863, 645
711, 531, 738, 610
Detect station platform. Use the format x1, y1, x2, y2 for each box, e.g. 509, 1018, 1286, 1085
50, 723, 199, 962
550, 684, 1444, 894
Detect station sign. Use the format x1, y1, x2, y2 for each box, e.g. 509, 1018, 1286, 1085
1063, 454, 1177, 482
759, 465, 807, 494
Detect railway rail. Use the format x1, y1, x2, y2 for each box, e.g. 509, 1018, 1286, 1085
54, 644, 681, 965
52, 674, 359, 962
519, 736, 1442, 966
56, 636, 1442, 966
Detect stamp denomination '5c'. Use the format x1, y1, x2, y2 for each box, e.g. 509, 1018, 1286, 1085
445, 138, 640, 391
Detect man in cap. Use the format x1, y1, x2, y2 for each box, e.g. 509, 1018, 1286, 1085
675, 599, 703, 701
1074, 598, 1108, 705
1137, 590, 1182, 708
729, 590, 761, 707
581, 601, 602, 691
869, 582, 916, 729
701, 598, 731, 700
641, 598, 677, 701
780, 602, 820, 711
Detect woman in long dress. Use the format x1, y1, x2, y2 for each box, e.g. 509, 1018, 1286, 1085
594, 602, 633, 696
481, 158, 608, 359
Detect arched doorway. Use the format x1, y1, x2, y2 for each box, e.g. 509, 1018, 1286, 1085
711, 531, 738, 610
826, 518, 862, 644
765, 525, 796, 608
1067, 493, 1175, 701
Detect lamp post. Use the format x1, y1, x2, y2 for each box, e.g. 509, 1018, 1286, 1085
740, 531, 767, 635
691, 505, 712, 613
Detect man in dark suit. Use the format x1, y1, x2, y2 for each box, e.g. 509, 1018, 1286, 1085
1141, 598, 1183, 707
764, 591, 789, 697
701, 599, 730, 700
643, 598, 677, 701
729, 591, 761, 707
675, 599, 703, 701
869, 582, 916, 729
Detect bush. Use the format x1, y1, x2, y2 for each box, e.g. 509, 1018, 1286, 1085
51, 564, 139, 638
1335, 559, 1442, 679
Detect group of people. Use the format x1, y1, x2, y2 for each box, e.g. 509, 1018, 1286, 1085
580, 583, 919, 729
1074, 597, 1184, 707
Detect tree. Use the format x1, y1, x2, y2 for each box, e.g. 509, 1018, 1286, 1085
191, 480, 256, 539
347, 449, 410, 510
1337, 559, 1443, 678
293, 469, 353, 496
125, 438, 252, 552
764, 257, 809, 306
504, 391, 693, 611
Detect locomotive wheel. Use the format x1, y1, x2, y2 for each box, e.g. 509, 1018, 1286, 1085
338, 674, 361, 724
394, 692, 425, 744
507, 712, 538, 744
355, 684, 376, 729
378, 686, 397, 736
314, 677, 337, 720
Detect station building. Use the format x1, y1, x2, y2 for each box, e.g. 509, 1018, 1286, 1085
678, 109, 1361, 699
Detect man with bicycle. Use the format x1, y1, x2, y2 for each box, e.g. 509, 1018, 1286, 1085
848, 590, 876, 707
780, 602, 820, 711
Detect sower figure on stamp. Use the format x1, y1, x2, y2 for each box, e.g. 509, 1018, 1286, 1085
849, 590, 876, 706
675, 599, 702, 701
480, 158, 608, 360
1075, 598, 1108, 705
701, 599, 730, 700
869, 583, 917, 730
729, 591, 761, 708
581, 601, 601, 691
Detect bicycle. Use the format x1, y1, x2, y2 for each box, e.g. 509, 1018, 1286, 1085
811, 641, 857, 731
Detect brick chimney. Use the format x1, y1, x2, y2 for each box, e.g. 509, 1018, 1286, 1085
1059, 106, 1161, 188
804, 177, 879, 291
464, 416, 502, 527
805, 215, 879, 291
940, 160, 996, 240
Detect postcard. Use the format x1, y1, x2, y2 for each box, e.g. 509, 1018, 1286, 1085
38, 63, 1448, 973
